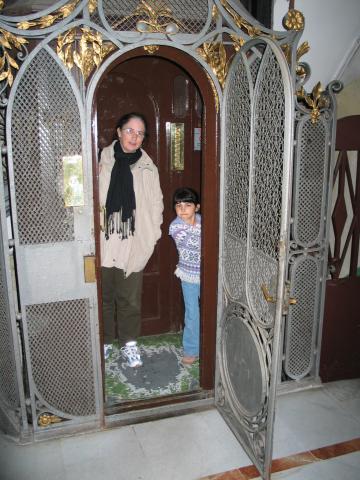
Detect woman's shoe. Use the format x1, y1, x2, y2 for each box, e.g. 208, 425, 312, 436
182, 355, 198, 365
121, 341, 143, 367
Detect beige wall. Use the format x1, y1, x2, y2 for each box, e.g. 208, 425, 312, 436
337, 78, 360, 118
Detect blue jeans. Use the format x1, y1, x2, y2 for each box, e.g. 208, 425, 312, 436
181, 281, 200, 357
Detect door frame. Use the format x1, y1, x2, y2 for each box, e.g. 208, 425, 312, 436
89, 45, 220, 405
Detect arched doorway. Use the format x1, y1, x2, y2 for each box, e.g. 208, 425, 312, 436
92, 46, 219, 409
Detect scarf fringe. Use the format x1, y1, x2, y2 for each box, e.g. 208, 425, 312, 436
104, 208, 136, 240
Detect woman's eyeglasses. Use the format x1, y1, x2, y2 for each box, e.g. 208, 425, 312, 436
122, 127, 145, 139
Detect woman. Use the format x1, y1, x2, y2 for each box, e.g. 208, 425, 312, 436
99, 113, 163, 367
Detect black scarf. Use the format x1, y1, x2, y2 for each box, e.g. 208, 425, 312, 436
104, 141, 142, 240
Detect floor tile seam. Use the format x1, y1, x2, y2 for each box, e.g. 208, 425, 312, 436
199, 437, 360, 480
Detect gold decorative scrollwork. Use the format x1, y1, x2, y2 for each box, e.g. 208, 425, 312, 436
212, 4, 219, 20
0, 29, 28, 87
206, 73, 219, 114
283, 9, 305, 31
281, 40, 310, 79
0, 1, 4, 12
296, 82, 330, 124
143, 44, 159, 54
88, 0, 97, 14
230, 34, 246, 52
57, 27, 115, 80
16, 0, 80, 30
115, 0, 186, 35
282, 41, 309, 65
197, 42, 229, 89
220, 0, 262, 37
38, 412, 63, 427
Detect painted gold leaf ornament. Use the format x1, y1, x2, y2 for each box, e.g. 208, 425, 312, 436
0, 28, 28, 87
57, 29, 76, 68
17, 0, 80, 30
296, 41, 310, 61
220, 0, 261, 37
230, 34, 245, 52
58, 1, 78, 18
102, 42, 116, 57
297, 82, 329, 124
38, 413, 62, 427
57, 27, 115, 80
283, 9, 305, 31
296, 64, 307, 79
212, 4, 219, 20
125, 0, 188, 34
143, 45, 159, 54
16, 21, 37, 30
282, 40, 310, 65
0, 1, 4, 11
88, 0, 98, 15
197, 42, 229, 88
281, 43, 291, 64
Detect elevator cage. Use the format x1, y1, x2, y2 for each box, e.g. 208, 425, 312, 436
0, 0, 339, 451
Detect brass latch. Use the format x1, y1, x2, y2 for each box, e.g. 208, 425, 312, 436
84, 255, 96, 283
284, 281, 297, 305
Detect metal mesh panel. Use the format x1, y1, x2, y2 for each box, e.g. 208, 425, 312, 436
249, 56, 262, 87
0, 218, 19, 410
100, 0, 210, 33
284, 256, 320, 379
11, 48, 81, 245
26, 299, 96, 417
293, 117, 328, 246
251, 48, 284, 259
223, 54, 251, 301
248, 47, 284, 325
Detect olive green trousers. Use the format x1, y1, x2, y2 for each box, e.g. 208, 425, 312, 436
101, 267, 143, 346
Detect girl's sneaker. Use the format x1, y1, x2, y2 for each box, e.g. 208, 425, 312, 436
120, 341, 143, 367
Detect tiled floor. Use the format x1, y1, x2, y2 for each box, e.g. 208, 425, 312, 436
0, 378, 359, 480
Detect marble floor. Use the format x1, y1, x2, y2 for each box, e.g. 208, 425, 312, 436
0, 378, 359, 480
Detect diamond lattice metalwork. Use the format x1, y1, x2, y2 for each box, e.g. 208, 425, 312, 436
223, 54, 250, 302
26, 299, 96, 417
0, 229, 19, 410
285, 256, 320, 378
293, 117, 329, 246
100, 0, 209, 33
11, 48, 81, 245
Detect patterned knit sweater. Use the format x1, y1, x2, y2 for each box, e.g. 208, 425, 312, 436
169, 213, 201, 284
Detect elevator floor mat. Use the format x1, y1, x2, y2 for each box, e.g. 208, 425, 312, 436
105, 333, 200, 405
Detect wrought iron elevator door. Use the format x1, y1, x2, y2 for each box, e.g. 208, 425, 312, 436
6, 46, 100, 435
216, 38, 293, 480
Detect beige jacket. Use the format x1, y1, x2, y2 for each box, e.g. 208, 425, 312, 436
99, 141, 163, 276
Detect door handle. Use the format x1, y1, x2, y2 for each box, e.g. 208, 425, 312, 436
261, 284, 276, 303
261, 284, 297, 306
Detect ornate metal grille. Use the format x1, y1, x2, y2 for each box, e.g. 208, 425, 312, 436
251, 49, 284, 259
248, 47, 285, 325
284, 255, 320, 379
220, 302, 268, 418
99, 0, 210, 33
293, 117, 329, 247
223, 55, 250, 302
0, 229, 19, 410
11, 48, 81, 245
26, 299, 96, 417
249, 56, 262, 87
